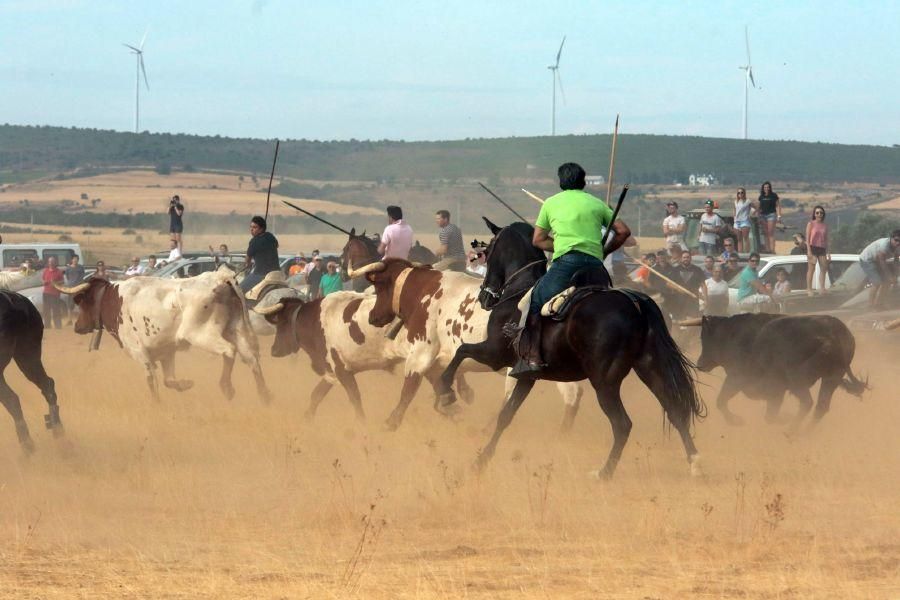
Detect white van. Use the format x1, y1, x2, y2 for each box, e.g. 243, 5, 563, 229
0, 243, 83, 270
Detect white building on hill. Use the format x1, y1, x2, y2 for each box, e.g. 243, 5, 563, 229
689, 173, 716, 186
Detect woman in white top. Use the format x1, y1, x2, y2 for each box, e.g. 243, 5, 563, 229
733, 187, 752, 253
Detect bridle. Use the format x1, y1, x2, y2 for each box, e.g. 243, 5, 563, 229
478, 227, 547, 306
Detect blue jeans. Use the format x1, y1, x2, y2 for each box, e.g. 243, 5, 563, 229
529, 251, 604, 314
240, 271, 264, 292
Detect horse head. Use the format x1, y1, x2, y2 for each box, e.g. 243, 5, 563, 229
477, 219, 545, 310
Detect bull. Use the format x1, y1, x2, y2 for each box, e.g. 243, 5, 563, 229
685, 313, 866, 429
56, 271, 271, 402
0, 290, 63, 452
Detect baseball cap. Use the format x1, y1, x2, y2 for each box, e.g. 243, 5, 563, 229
705, 199, 715, 207
666, 201, 678, 208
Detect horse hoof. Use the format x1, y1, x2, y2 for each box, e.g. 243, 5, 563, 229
21, 438, 36, 456
588, 468, 613, 481
382, 418, 401, 432
435, 401, 462, 419
689, 455, 704, 477
459, 388, 475, 405
436, 391, 457, 408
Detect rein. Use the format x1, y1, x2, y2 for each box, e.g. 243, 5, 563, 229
480, 258, 546, 304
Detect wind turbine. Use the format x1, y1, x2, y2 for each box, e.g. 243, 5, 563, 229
738, 25, 756, 140
548, 36, 566, 136
123, 28, 150, 134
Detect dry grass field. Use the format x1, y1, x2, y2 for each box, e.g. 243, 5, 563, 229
0, 320, 898, 597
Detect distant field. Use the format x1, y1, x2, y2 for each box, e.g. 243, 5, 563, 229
0, 170, 382, 216
870, 195, 900, 211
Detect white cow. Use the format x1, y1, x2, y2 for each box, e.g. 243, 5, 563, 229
57, 270, 271, 402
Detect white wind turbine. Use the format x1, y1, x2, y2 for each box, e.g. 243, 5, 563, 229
738, 25, 757, 140
123, 29, 150, 134
548, 36, 566, 136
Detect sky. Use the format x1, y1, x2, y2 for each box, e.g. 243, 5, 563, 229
1, 0, 898, 145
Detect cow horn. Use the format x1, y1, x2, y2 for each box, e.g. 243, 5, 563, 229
348, 261, 386, 279
885, 318, 900, 331
252, 302, 285, 316
54, 281, 91, 295
678, 317, 704, 327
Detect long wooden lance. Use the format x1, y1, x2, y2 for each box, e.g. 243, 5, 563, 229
605, 114, 619, 207
601, 185, 630, 250
637, 260, 699, 299
264, 139, 280, 221
521, 188, 545, 205
281, 200, 353, 235
478, 182, 529, 223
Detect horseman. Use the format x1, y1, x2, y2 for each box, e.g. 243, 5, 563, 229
511, 162, 631, 378
240, 215, 281, 293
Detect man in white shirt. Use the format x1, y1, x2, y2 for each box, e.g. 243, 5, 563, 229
662, 201, 687, 252
378, 205, 414, 260
160, 239, 183, 266
124, 256, 146, 278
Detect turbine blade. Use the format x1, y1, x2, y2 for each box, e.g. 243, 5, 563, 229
745, 25, 752, 65
123, 43, 140, 52
749, 68, 756, 88
556, 70, 566, 106
140, 26, 149, 50
555, 35, 566, 67
140, 55, 149, 90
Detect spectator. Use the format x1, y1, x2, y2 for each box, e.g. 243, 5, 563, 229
704, 265, 729, 316
703, 255, 716, 278
63, 255, 85, 322
168, 195, 185, 251
21, 258, 36, 276
304, 250, 320, 274
208, 243, 229, 257
773, 268, 792, 299
790, 233, 808, 256
806, 205, 830, 296
733, 187, 752, 253
756, 181, 782, 254
124, 256, 145, 278
633, 252, 657, 287
92, 260, 109, 281
699, 200, 724, 257
288, 257, 306, 277
662, 201, 687, 252
434, 209, 466, 271
466, 250, 487, 277
378, 205, 414, 260
719, 238, 737, 262
858, 230, 900, 309
737, 252, 772, 310
319, 261, 343, 297
723, 254, 742, 281
670, 250, 707, 318
306, 256, 325, 298
160, 239, 182, 266
145, 255, 159, 272
41, 256, 65, 329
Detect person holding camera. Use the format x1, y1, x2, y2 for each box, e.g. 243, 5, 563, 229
168, 195, 185, 251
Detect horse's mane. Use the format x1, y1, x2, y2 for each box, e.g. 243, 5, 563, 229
500, 221, 544, 261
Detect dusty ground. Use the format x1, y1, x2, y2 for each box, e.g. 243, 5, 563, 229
0, 323, 897, 598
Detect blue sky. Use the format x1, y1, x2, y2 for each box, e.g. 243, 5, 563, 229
1, 0, 898, 144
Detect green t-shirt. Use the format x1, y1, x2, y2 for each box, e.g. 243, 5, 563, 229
319, 272, 343, 297
535, 189, 614, 261
737, 266, 759, 300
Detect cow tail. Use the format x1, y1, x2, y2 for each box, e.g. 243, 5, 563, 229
840, 369, 868, 397
634, 293, 707, 424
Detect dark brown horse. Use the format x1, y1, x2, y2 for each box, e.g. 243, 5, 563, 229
439, 220, 706, 479
0, 291, 63, 452
340, 228, 438, 292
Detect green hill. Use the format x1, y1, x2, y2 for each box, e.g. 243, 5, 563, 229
2, 124, 899, 185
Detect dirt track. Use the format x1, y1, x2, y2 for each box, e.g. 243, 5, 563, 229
0, 327, 898, 598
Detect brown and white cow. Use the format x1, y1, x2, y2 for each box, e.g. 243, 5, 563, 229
350, 259, 584, 431
57, 270, 271, 402
254, 290, 478, 421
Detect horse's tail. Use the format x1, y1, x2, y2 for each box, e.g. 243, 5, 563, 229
628, 291, 707, 424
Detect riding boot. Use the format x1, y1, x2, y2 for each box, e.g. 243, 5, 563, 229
510, 312, 545, 379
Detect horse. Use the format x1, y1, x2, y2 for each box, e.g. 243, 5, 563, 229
440, 219, 705, 479
0, 290, 63, 452
340, 228, 438, 292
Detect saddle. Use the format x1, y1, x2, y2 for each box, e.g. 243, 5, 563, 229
538, 267, 620, 321
245, 271, 288, 304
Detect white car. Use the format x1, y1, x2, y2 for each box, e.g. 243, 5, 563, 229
726, 253, 859, 314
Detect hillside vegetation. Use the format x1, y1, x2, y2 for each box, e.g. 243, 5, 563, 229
3, 124, 900, 185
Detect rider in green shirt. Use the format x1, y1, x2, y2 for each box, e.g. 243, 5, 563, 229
511, 162, 631, 378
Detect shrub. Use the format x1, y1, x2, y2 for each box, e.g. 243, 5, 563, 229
57, 234, 73, 242
122, 228, 136, 235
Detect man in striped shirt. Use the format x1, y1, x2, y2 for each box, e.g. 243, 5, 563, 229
433, 209, 466, 272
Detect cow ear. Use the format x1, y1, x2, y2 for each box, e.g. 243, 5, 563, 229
482, 217, 502, 235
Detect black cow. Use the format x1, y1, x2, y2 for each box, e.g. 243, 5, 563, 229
0, 291, 63, 452
690, 313, 866, 430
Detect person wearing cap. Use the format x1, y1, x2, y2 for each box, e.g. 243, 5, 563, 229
699, 199, 724, 257
240, 215, 280, 292
319, 261, 344, 297
662, 201, 687, 252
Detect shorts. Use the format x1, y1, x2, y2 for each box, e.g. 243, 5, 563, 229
810, 245, 827, 257
761, 213, 778, 223
860, 260, 883, 285
734, 219, 751, 229
170, 223, 184, 234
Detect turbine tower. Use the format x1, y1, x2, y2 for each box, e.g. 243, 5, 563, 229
738, 25, 756, 140
548, 36, 566, 136
124, 29, 150, 134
